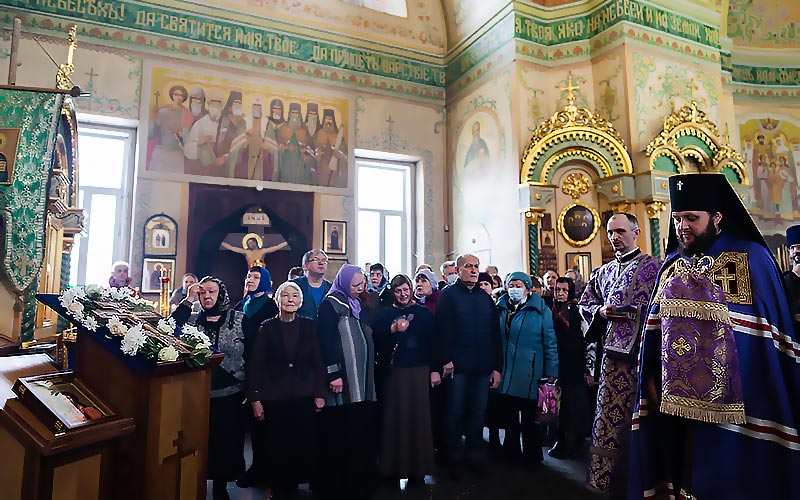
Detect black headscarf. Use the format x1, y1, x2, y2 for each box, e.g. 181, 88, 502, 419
198, 276, 230, 317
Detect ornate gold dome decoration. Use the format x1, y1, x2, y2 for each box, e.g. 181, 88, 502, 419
646, 99, 748, 185
520, 72, 633, 185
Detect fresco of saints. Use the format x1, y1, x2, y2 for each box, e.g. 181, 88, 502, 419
305, 103, 321, 137
773, 134, 799, 213
756, 154, 771, 213
314, 109, 348, 187
275, 103, 316, 185
183, 94, 225, 176
148, 85, 193, 174
236, 99, 278, 181
215, 91, 249, 178
188, 87, 208, 129
464, 121, 490, 167
269, 98, 285, 127
221, 233, 289, 268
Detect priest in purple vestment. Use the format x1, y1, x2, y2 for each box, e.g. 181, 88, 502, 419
578, 213, 662, 496
629, 173, 800, 500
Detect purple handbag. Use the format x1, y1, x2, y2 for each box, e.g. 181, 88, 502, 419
536, 382, 561, 424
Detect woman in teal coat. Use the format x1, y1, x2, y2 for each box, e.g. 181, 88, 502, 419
495, 271, 558, 464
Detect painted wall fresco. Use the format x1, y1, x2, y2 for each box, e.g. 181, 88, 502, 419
591, 48, 628, 144
0, 35, 141, 120
630, 50, 720, 152
739, 117, 800, 228
516, 62, 597, 157
727, 0, 800, 48
449, 68, 522, 273
142, 64, 350, 189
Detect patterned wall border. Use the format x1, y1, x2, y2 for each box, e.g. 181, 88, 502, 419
0, 3, 447, 86
515, 22, 721, 66
732, 86, 800, 100
0, 10, 446, 102
731, 65, 800, 87
513, 0, 720, 50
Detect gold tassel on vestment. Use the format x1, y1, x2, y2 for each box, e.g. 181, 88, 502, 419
660, 395, 746, 425
659, 298, 731, 325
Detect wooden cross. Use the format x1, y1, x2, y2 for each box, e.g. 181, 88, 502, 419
85, 67, 98, 85
161, 431, 196, 500
561, 72, 580, 106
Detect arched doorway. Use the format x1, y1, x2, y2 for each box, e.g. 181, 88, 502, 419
519, 76, 634, 276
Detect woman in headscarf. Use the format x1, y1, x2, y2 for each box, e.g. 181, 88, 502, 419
413, 268, 439, 315
548, 276, 590, 459
495, 271, 558, 465
247, 281, 325, 499
373, 274, 439, 488
171, 276, 251, 500
315, 264, 377, 500
234, 265, 278, 489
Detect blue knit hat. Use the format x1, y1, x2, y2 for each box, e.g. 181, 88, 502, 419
506, 271, 533, 290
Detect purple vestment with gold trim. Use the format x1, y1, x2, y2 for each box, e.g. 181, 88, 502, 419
578, 250, 661, 495
629, 232, 800, 500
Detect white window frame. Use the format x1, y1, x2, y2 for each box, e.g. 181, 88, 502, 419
355, 158, 415, 276
71, 123, 136, 286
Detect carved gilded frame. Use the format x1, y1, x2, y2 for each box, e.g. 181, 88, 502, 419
557, 202, 600, 247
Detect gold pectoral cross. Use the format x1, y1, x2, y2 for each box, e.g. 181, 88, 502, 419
714, 265, 736, 295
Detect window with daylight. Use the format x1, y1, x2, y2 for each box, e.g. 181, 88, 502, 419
70, 125, 136, 287
356, 159, 414, 276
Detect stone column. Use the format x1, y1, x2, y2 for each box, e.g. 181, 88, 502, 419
525, 209, 544, 275
646, 201, 666, 258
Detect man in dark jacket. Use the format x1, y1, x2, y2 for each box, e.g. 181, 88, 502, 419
435, 254, 502, 471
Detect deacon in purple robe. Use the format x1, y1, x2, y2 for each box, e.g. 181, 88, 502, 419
629, 173, 800, 500
578, 213, 661, 496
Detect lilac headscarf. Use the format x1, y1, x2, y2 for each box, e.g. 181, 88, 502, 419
326, 264, 364, 319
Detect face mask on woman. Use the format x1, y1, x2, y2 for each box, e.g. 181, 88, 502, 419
508, 287, 527, 303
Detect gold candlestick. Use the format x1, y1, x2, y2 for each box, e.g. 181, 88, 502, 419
159, 267, 170, 317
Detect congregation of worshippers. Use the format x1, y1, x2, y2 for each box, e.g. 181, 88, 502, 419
102, 174, 800, 500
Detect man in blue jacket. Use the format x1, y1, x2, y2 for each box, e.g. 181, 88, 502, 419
435, 253, 503, 472
291, 248, 332, 319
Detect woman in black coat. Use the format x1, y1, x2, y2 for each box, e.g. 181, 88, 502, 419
373, 274, 440, 487
247, 281, 326, 499
548, 277, 590, 459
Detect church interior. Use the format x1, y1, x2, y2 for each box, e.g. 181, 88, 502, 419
0, 0, 799, 498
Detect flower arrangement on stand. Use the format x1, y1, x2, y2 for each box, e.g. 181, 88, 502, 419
58, 285, 213, 368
